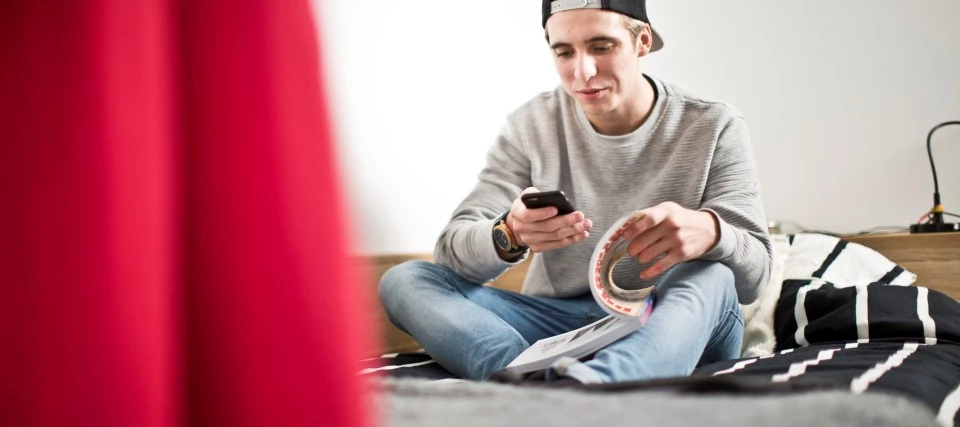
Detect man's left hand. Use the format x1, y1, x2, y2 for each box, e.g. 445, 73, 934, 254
620, 201, 720, 280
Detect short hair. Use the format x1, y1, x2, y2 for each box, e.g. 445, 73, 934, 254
620, 14, 649, 44
544, 13, 650, 44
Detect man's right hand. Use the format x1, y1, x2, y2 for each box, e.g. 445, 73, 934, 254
507, 187, 593, 253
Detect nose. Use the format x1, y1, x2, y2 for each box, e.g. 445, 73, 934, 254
573, 54, 597, 82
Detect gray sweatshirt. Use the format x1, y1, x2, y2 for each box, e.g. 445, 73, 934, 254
434, 75, 772, 304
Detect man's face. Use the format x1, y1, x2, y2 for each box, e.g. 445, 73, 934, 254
545, 10, 649, 121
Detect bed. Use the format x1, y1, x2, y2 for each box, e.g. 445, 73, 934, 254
357, 232, 960, 427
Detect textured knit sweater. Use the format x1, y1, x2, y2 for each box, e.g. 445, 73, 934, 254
434, 75, 772, 304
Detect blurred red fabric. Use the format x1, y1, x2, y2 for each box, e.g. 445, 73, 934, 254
0, 1, 375, 426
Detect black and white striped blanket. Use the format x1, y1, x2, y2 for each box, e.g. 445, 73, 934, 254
361, 233, 960, 426
696, 275, 960, 426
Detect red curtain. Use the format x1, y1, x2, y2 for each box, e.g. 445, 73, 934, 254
0, 1, 375, 426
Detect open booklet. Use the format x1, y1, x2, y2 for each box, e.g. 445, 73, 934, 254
504, 211, 658, 375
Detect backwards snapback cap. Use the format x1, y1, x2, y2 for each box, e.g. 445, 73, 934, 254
542, 0, 664, 52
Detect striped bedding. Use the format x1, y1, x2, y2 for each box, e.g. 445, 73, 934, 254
361, 233, 960, 426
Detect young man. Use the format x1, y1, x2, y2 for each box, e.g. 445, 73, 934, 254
379, 0, 772, 384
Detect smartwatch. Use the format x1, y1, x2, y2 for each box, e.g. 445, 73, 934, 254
493, 211, 527, 255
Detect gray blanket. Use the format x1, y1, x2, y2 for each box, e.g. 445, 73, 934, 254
375, 378, 939, 427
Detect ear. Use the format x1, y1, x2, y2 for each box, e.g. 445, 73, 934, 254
636, 25, 653, 57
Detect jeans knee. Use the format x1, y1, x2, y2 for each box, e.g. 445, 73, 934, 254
688, 259, 733, 278
660, 260, 737, 308
379, 260, 460, 318
693, 260, 740, 315
378, 260, 434, 309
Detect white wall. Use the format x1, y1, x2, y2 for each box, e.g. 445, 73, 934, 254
314, 0, 960, 254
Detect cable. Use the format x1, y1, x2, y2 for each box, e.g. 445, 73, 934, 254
851, 226, 910, 235
774, 219, 907, 237
778, 123, 958, 235
926, 121, 960, 216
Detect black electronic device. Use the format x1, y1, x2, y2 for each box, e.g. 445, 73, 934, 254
520, 190, 576, 215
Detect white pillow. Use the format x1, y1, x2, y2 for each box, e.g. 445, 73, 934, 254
782, 233, 916, 288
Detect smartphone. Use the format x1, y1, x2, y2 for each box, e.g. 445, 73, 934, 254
520, 190, 576, 215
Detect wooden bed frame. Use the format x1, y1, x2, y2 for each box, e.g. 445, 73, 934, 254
357, 232, 960, 354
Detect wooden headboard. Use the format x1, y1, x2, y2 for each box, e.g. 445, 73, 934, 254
357, 232, 960, 354
842, 233, 960, 299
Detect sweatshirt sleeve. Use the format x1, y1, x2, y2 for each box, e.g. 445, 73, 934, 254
432, 119, 532, 283
698, 116, 773, 304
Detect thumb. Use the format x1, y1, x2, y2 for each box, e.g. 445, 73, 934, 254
512, 187, 540, 222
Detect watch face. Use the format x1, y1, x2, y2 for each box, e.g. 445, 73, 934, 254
493, 227, 510, 250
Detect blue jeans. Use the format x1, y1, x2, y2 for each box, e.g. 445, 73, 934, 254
379, 259, 743, 382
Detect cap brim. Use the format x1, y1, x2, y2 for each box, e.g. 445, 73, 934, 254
650, 26, 664, 52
